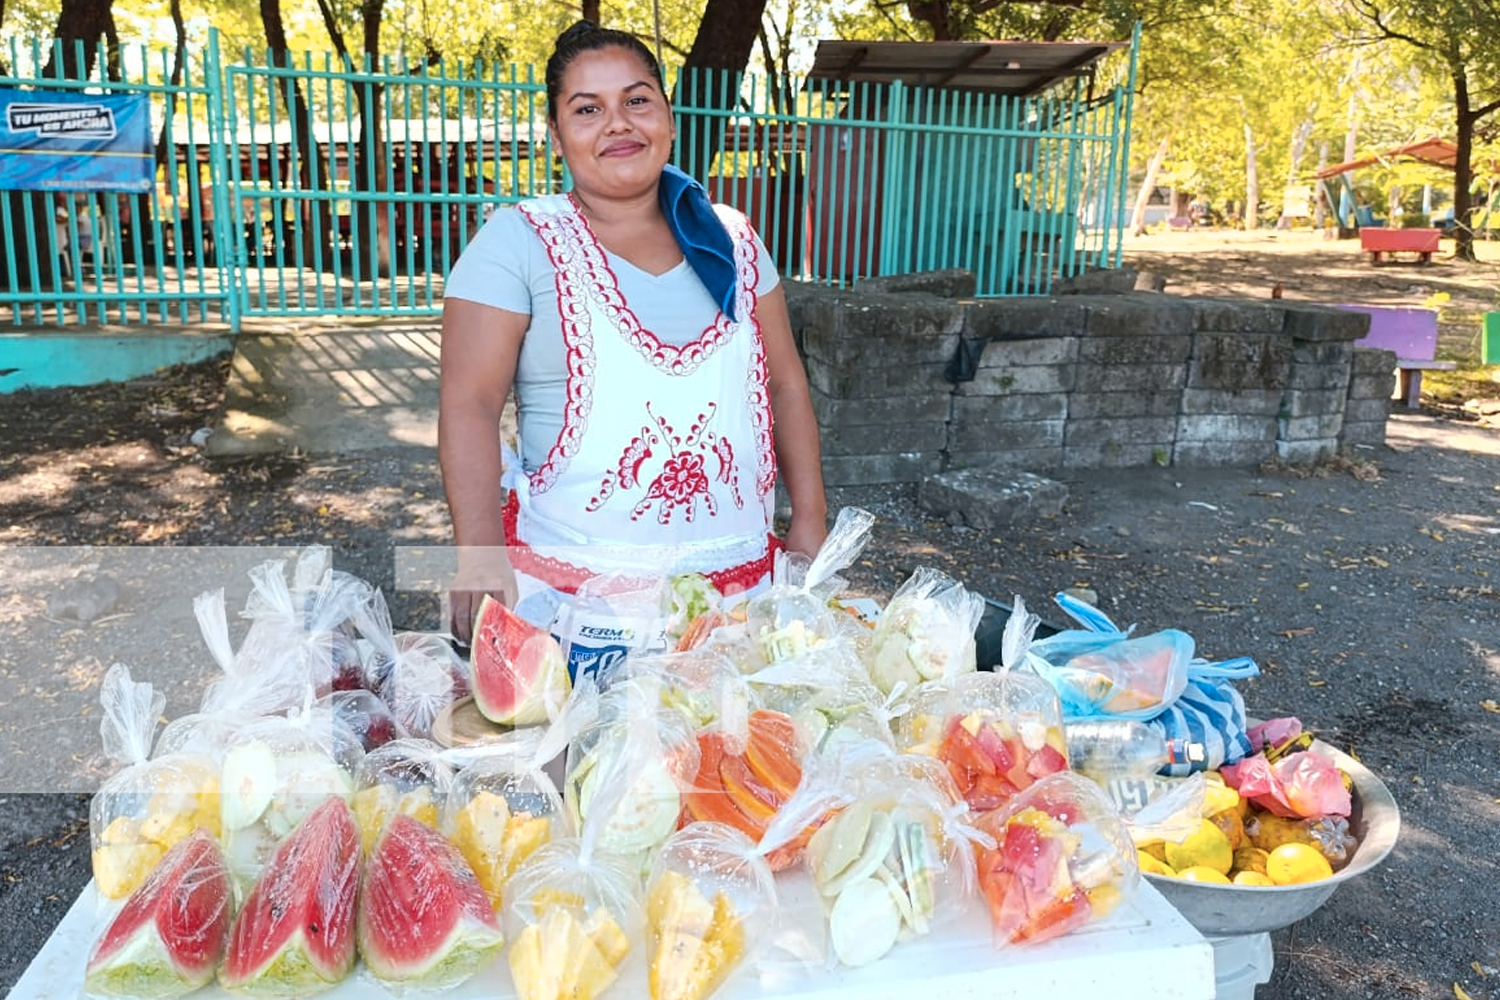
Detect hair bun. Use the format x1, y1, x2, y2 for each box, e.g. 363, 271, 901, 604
556, 20, 599, 47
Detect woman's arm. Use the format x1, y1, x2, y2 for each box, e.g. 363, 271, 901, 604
755, 283, 828, 557
438, 296, 529, 641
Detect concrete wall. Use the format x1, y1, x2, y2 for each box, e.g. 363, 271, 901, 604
786, 276, 1397, 485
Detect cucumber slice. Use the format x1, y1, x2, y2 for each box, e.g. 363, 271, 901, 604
813, 801, 873, 889
828, 877, 902, 967
599, 758, 681, 857
824, 811, 896, 898
220, 739, 278, 831
905, 824, 935, 932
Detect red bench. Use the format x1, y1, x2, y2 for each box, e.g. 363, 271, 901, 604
1358, 227, 1441, 265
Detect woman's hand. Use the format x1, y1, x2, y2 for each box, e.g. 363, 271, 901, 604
783, 512, 829, 560
446, 547, 519, 645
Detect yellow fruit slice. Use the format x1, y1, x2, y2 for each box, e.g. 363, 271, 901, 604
1265, 842, 1334, 885
1163, 819, 1234, 876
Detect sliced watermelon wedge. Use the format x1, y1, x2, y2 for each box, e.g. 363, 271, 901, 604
85, 828, 232, 998
357, 813, 505, 986
219, 796, 360, 996
470, 595, 570, 726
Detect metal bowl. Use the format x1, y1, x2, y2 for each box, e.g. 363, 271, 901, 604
1143, 740, 1400, 937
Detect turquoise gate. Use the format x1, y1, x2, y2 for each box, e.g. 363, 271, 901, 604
1, 31, 1136, 329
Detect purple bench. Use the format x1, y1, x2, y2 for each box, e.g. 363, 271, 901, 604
1336, 304, 1457, 407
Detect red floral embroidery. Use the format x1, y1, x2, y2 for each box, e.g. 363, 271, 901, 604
586, 401, 746, 525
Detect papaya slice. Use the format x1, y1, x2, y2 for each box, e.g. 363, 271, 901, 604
743, 713, 802, 799
717, 755, 776, 829
682, 735, 753, 835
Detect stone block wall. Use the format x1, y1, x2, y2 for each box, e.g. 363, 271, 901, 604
785, 279, 1383, 485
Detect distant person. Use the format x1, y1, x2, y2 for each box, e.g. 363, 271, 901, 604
438, 20, 828, 643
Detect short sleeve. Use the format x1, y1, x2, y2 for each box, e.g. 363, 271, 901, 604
749, 226, 781, 296
443, 208, 537, 314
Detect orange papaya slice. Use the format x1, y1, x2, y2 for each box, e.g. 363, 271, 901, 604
718, 754, 777, 830
744, 712, 802, 799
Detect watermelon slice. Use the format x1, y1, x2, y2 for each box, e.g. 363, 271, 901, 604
357, 813, 505, 986
219, 796, 360, 996
470, 595, 570, 726
85, 829, 232, 998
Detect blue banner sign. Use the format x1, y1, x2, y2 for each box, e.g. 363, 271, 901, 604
0, 87, 153, 192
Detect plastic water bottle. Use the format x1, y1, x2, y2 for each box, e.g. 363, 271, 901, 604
1064, 719, 1204, 781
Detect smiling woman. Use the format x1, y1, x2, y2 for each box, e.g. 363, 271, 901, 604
437, 21, 828, 647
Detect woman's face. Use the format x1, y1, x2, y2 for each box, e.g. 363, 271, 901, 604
550, 46, 674, 202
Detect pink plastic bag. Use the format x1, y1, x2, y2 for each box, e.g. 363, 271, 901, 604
1220, 749, 1351, 819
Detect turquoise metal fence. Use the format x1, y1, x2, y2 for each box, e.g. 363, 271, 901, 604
0, 34, 235, 327
0, 31, 1134, 328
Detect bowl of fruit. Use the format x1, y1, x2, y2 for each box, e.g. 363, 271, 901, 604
1141, 740, 1399, 937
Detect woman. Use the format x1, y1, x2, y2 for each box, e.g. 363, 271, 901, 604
440, 21, 827, 644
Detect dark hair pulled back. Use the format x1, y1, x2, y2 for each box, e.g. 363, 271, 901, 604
545, 20, 665, 121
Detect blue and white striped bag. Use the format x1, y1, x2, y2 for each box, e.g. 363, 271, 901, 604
1041, 593, 1260, 775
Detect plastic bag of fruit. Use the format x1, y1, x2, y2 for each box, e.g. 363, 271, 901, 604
1026, 592, 1195, 719
348, 736, 455, 854
972, 771, 1139, 948
506, 745, 646, 1000
743, 507, 876, 666
154, 589, 309, 759
615, 647, 753, 735
563, 676, 700, 872
645, 822, 780, 1000
678, 696, 815, 873
442, 726, 568, 912
743, 641, 895, 756
318, 688, 407, 755
239, 546, 372, 694
217, 696, 363, 886
867, 566, 984, 695
896, 602, 1068, 813
351, 588, 470, 739
762, 739, 980, 967
1221, 748, 1352, 819
89, 663, 222, 901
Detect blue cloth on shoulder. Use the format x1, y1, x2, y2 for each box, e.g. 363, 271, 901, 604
658, 164, 739, 321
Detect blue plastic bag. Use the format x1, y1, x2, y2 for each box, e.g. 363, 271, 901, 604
1031, 593, 1260, 773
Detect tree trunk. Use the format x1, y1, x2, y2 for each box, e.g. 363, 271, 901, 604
262, 0, 332, 266
1278, 118, 1313, 230
1130, 138, 1169, 237
676, 0, 768, 180
581, 0, 600, 23
43, 0, 112, 79
1452, 69, 1477, 262
1244, 123, 1259, 231
1313, 142, 1328, 229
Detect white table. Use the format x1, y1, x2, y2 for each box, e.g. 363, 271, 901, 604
12, 876, 1214, 1000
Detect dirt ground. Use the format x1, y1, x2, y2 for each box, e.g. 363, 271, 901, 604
3, 235, 1500, 998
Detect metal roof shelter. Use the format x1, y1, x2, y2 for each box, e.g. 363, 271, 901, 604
806, 39, 1126, 97
1315, 137, 1470, 178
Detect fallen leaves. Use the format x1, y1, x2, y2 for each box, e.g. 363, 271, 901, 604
1480, 700, 1500, 715
1454, 984, 1474, 1000
1279, 627, 1316, 638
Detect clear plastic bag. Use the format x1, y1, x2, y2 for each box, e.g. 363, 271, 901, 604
88, 663, 222, 900
973, 771, 1139, 948
443, 727, 568, 912
352, 588, 470, 739
867, 567, 984, 695
744, 507, 876, 666
217, 701, 362, 886
154, 589, 308, 759
557, 573, 672, 685
320, 688, 407, 754
679, 698, 818, 873
348, 737, 454, 854
764, 741, 979, 967
506, 742, 645, 1000
896, 600, 1068, 813
645, 822, 779, 1000
564, 678, 700, 870
239, 547, 372, 694
661, 572, 727, 650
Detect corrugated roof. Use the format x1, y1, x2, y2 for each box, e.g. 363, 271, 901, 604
806, 39, 1125, 97
1315, 138, 1459, 179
